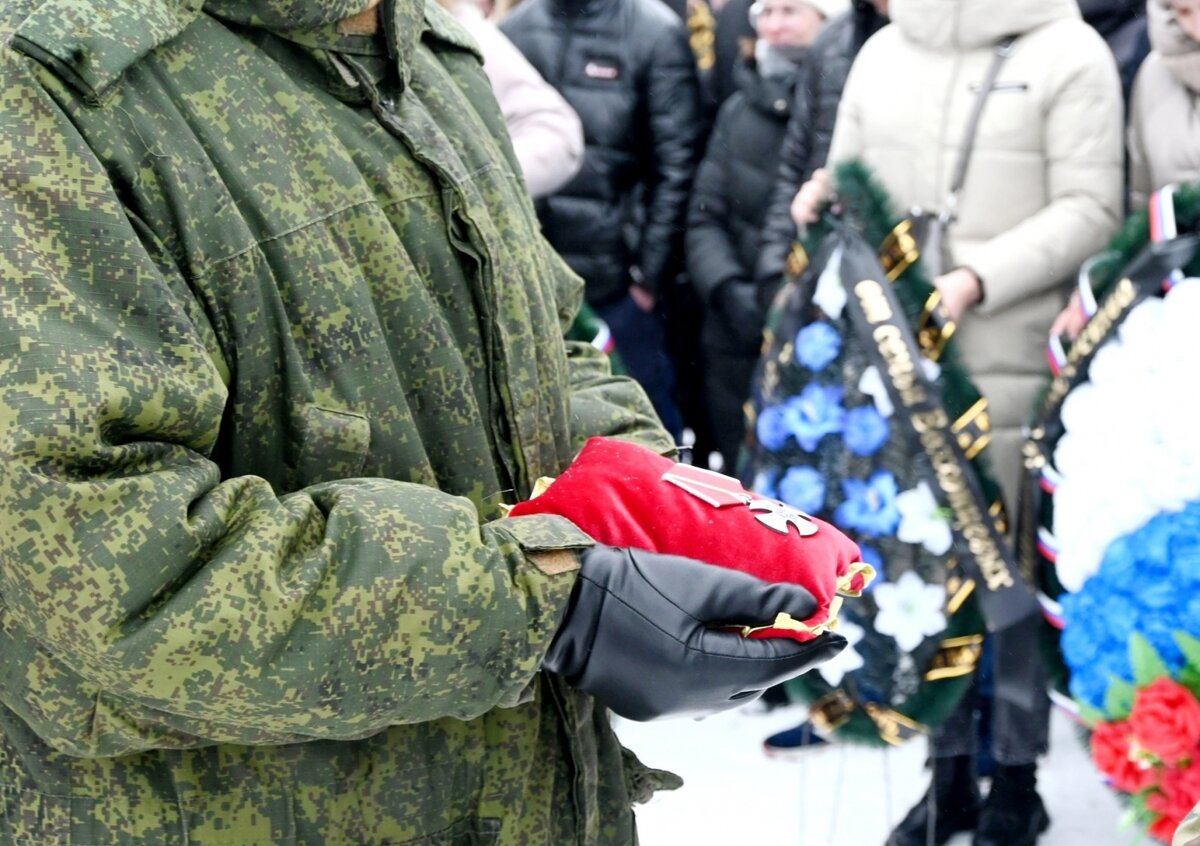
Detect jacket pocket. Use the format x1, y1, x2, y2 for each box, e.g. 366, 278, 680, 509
290, 403, 371, 487
406, 817, 501, 845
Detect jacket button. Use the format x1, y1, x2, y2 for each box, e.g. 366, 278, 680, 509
774, 99, 787, 112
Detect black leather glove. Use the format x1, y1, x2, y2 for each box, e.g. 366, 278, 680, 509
543, 546, 847, 721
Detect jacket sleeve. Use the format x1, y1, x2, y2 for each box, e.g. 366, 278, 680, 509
0, 56, 587, 758
635, 21, 703, 297
824, 48, 868, 171
546, 247, 676, 452
686, 107, 745, 306
1126, 63, 1153, 212
756, 65, 817, 284
470, 16, 584, 199
966, 47, 1125, 315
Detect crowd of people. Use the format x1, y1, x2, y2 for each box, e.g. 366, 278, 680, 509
2, 0, 1200, 844
485, 0, 1198, 844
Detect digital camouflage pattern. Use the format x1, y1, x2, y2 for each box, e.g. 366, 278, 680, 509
0, 0, 676, 842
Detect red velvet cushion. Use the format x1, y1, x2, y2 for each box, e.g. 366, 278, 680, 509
509, 437, 871, 641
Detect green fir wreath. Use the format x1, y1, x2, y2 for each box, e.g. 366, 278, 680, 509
743, 160, 1008, 746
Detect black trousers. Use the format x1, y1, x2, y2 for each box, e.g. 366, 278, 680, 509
930, 624, 1050, 766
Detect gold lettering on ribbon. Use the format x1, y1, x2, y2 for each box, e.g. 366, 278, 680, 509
853, 279, 1016, 594
1042, 278, 1137, 413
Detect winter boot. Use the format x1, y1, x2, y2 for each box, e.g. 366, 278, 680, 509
973, 763, 1050, 846
885, 755, 981, 846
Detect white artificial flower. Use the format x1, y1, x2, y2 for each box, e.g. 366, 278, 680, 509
817, 620, 865, 687
812, 244, 848, 320
858, 366, 894, 418
853, 356, 937, 423
1051, 289, 1200, 592
872, 571, 946, 653
895, 481, 953, 555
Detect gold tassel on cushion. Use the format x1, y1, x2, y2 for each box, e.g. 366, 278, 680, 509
836, 561, 877, 597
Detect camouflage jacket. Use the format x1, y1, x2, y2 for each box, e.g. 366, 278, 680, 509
0, 0, 676, 843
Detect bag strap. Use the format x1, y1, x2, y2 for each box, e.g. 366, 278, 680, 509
942, 35, 1017, 222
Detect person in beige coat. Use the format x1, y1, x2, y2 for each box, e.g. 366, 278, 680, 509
791, 1, 1124, 845
1051, 0, 1200, 340
1130, 0, 1200, 209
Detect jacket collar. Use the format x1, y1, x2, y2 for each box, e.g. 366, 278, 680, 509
888, 0, 1078, 51
11, 0, 426, 101
734, 56, 797, 117
548, 0, 612, 18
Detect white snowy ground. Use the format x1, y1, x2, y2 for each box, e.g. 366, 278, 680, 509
617, 703, 1147, 846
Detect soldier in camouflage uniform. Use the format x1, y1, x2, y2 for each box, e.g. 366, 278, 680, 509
0, 0, 842, 844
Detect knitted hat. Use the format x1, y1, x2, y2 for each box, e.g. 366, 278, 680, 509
803, 0, 850, 18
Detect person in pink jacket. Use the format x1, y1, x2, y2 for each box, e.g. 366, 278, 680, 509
442, 0, 585, 198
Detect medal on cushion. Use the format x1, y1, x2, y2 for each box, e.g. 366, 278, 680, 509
661, 463, 819, 537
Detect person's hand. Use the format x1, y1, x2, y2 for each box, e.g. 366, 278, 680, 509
790, 168, 834, 229
934, 267, 983, 323
542, 545, 847, 720
629, 282, 657, 313
1050, 290, 1088, 341
715, 279, 765, 349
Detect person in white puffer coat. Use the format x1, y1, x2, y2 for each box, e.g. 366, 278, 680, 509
790, 1, 1124, 845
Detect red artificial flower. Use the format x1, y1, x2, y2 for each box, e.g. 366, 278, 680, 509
1149, 812, 1181, 844
1130, 678, 1200, 765
1092, 720, 1154, 794
1147, 762, 1200, 843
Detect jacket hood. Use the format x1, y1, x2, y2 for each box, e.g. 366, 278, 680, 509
735, 55, 798, 117
889, 0, 1079, 50
1148, 0, 1200, 92
11, 0, 426, 104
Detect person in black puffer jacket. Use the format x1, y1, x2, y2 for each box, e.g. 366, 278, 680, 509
755, 0, 888, 291
502, 0, 703, 437
686, 0, 846, 472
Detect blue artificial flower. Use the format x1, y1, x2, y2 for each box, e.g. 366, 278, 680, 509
1060, 503, 1200, 711
756, 404, 791, 452
795, 322, 841, 372
778, 466, 826, 515
843, 405, 891, 457
835, 471, 901, 537
784, 384, 846, 452
750, 470, 777, 499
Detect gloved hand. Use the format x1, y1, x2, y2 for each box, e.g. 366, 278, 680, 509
543, 545, 847, 721
510, 437, 873, 641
